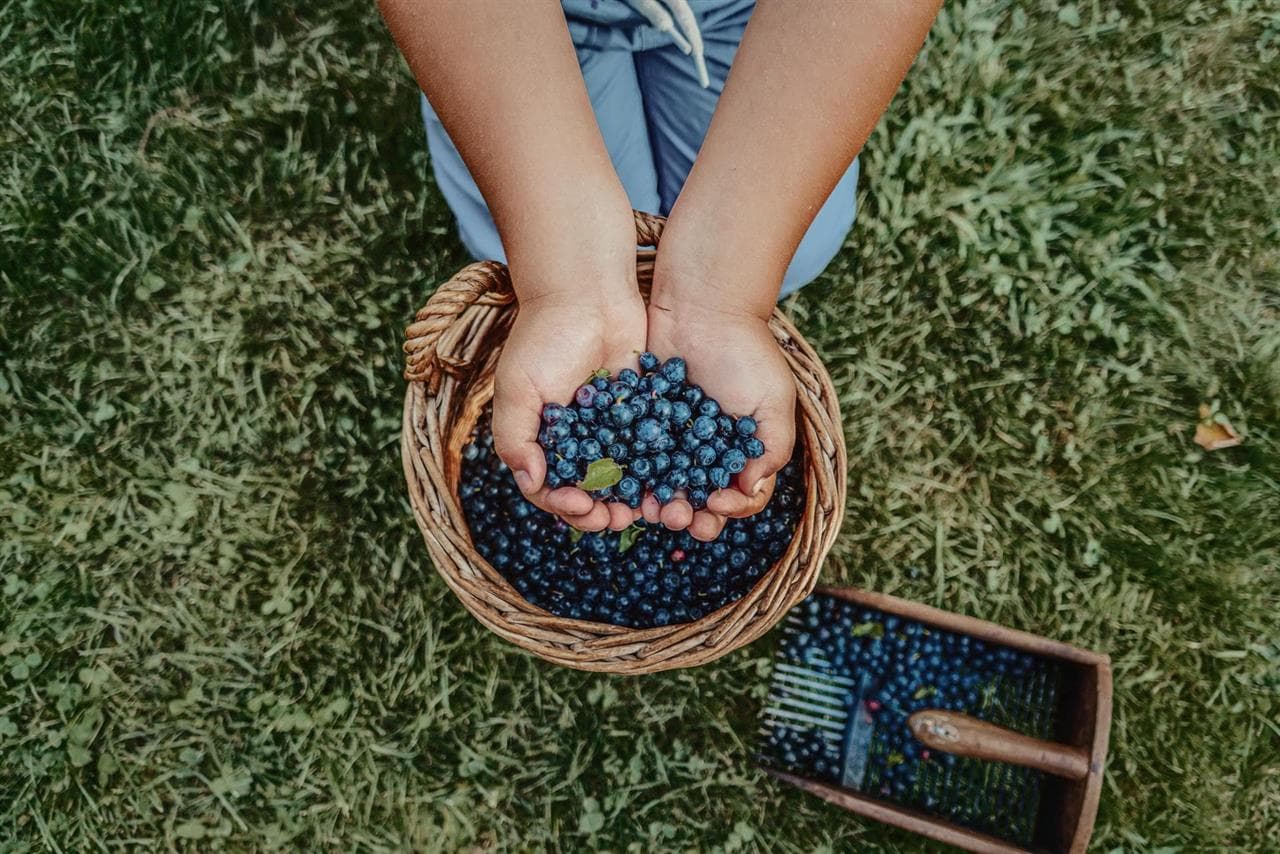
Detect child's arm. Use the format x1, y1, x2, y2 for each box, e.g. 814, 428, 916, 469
379, 0, 642, 530
650, 0, 942, 537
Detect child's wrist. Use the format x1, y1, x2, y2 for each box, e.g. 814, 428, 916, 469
506, 202, 639, 306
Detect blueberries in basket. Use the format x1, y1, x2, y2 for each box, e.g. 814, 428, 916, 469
460, 414, 804, 630
536, 353, 769, 506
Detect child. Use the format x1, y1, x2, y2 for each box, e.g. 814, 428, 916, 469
379, 0, 939, 540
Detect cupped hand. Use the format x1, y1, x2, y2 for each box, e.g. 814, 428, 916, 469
492, 290, 647, 533
645, 300, 796, 541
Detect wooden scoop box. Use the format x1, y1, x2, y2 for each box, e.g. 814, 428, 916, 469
763, 586, 1112, 854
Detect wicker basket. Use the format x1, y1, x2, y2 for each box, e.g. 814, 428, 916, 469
401, 210, 846, 673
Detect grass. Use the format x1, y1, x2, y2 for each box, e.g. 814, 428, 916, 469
2, 0, 1278, 849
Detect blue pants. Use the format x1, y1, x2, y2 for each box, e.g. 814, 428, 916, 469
420, 0, 859, 296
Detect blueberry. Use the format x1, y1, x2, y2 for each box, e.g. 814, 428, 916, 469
698, 399, 720, 418
688, 467, 708, 488
683, 385, 703, 406
542, 403, 566, 423
610, 381, 631, 401
631, 440, 649, 455
610, 403, 635, 427
546, 470, 564, 489
630, 457, 653, 479
689, 488, 709, 508
736, 416, 757, 437
593, 391, 614, 409
618, 368, 640, 387
617, 476, 641, 499
635, 418, 663, 444
552, 460, 578, 486
667, 469, 689, 489
671, 401, 692, 423
557, 438, 580, 460
639, 351, 660, 372
692, 416, 717, 440
743, 437, 765, 458
654, 484, 675, 503
650, 374, 671, 395
628, 397, 649, 418
681, 432, 702, 451
695, 444, 717, 467
652, 399, 673, 420
660, 358, 686, 384
592, 376, 610, 391
548, 421, 571, 441
671, 451, 692, 471
722, 448, 746, 474
709, 466, 730, 489
652, 452, 671, 473
608, 442, 629, 462
579, 438, 602, 459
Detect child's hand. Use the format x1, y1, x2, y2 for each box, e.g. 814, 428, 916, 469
493, 290, 647, 533
645, 300, 796, 541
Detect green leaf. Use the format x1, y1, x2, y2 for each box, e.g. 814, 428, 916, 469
617, 524, 644, 554
175, 820, 207, 840
592, 368, 610, 380
578, 798, 605, 834
577, 458, 623, 492
67, 743, 93, 767
851, 621, 883, 638
568, 527, 584, 545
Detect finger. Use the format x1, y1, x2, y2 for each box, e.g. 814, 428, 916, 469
707, 474, 775, 518
659, 499, 694, 531
538, 486, 595, 518
492, 378, 548, 497
564, 502, 610, 532
739, 406, 796, 500
641, 493, 662, 524
688, 509, 727, 542
607, 501, 635, 531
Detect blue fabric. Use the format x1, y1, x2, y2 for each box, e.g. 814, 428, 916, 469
420, 0, 859, 296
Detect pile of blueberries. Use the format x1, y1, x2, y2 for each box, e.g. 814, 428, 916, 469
540, 353, 765, 510
760, 595, 1057, 838
460, 415, 804, 629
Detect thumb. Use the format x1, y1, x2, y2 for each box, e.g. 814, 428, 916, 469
492, 380, 547, 497
740, 401, 796, 500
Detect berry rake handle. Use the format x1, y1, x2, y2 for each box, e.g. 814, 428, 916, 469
907, 709, 1090, 781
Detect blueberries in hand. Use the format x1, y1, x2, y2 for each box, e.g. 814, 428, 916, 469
536, 353, 772, 506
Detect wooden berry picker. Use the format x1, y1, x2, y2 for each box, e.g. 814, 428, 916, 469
401, 211, 846, 673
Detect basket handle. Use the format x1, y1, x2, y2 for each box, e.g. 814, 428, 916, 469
404, 210, 665, 386
908, 709, 1091, 780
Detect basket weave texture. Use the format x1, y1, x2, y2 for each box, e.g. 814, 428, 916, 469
401, 210, 846, 673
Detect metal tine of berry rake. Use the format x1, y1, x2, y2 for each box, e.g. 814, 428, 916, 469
763, 655, 858, 737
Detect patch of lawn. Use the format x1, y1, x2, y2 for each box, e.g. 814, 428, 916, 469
2, 0, 1277, 849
